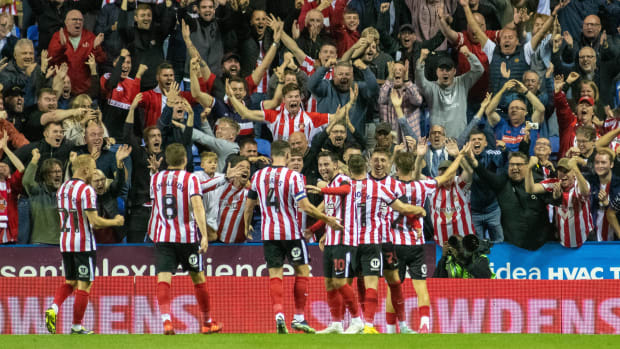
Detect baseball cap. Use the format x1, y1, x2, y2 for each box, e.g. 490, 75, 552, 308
221, 52, 241, 64
437, 55, 455, 70
556, 158, 571, 171
578, 96, 594, 106
399, 24, 414, 33
438, 159, 452, 171
375, 122, 392, 135
4, 86, 24, 97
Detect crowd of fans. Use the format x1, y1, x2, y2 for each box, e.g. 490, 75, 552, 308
0, 0, 619, 251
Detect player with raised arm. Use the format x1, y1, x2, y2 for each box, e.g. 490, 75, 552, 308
149, 143, 221, 335
243, 140, 343, 334
347, 154, 427, 334
45, 155, 124, 334
305, 151, 364, 334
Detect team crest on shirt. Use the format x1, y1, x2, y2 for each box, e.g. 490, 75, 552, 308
370, 258, 380, 270
421, 264, 427, 277
83, 42, 90, 48
78, 265, 88, 277
514, 58, 519, 63
291, 247, 302, 258
188, 254, 199, 267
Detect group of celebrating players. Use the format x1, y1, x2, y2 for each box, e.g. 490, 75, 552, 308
41, 136, 463, 335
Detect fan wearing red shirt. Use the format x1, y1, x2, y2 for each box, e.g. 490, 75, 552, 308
229, 83, 346, 142
45, 155, 124, 335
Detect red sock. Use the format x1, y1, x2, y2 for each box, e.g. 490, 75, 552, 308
72, 290, 89, 325
193, 282, 211, 324
419, 305, 430, 318
338, 284, 359, 317
294, 276, 309, 315
388, 282, 405, 322
269, 277, 284, 315
356, 278, 366, 314
363, 288, 378, 324
53, 283, 74, 307
386, 312, 396, 325
157, 282, 171, 317
326, 289, 343, 322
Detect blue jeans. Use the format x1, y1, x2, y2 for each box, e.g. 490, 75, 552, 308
472, 206, 504, 243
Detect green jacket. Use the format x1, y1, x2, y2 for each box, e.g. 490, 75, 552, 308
23, 162, 60, 245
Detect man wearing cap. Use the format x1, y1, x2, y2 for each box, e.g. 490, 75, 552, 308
416, 46, 483, 139
3, 85, 28, 134
374, 122, 395, 152
0, 91, 28, 160
526, 156, 593, 248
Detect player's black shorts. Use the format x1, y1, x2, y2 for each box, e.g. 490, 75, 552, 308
155, 242, 203, 274
381, 242, 399, 271
323, 245, 357, 279
263, 239, 310, 269
62, 251, 96, 282
356, 244, 382, 277
395, 244, 427, 280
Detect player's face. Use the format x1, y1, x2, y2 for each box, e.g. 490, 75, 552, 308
329, 124, 347, 147
284, 90, 302, 115
44, 124, 64, 148
146, 129, 162, 153
134, 8, 153, 30
469, 134, 487, 155
370, 153, 389, 177
45, 164, 64, 189
594, 154, 613, 177
318, 156, 337, 181
91, 172, 107, 195
157, 68, 175, 92
288, 156, 303, 172
228, 81, 246, 101
201, 158, 218, 175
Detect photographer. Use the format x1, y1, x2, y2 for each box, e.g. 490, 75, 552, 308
434, 234, 495, 279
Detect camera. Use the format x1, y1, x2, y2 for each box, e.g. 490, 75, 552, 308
527, 122, 539, 130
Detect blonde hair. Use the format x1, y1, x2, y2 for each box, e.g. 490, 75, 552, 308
200, 151, 218, 162
361, 27, 380, 44
72, 154, 94, 173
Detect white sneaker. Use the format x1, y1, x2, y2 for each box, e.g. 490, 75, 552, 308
343, 319, 365, 334
399, 324, 416, 334
317, 322, 343, 334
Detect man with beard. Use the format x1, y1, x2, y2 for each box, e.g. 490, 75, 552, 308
308, 60, 378, 137
15, 122, 73, 172
471, 150, 554, 250
119, 0, 176, 90
416, 46, 483, 139
100, 50, 147, 142
23, 149, 63, 244
526, 156, 593, 248
47, 10, 106, 96
0, 93, 29, 156
358, 27, 393, 84
485, 79, 545, 152
584, 148, 620, 241
89, 144, 131, 244
421, 124, 452, 177
0, 39, 45, 108
124, 93, 165, 243
74, 121, 117, 179
3, 86, 28, 133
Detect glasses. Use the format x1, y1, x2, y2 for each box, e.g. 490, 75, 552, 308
508, 163, 526, 167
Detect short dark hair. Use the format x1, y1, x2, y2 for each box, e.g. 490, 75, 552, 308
575, 125, 596, 141
290, 149, 304, 159
348, 154, 367, 175
282, 83, 300, 97
228, 76, 247, 91
371, 147, 391, 158
508, 151, 528, 163
44, 121, 62, 131
344, 142, 363, 153
238, 137, 257, 150
271, 140, 290, 157
136, 3, 151, 12
468, 128, 485, 139
344, 7, 359, 17
227, 154, 250, 168
394, 152, 415, 173
156, 62, 174, 76
165, 143, 187, 167
318, 151, 339, 163
37, 88, 56, 99
320, 40, 337, 51
143, 126, 160, 141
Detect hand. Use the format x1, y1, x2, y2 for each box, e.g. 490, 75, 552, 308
380, 2, 390, 12
562, 31, 573, 47
600, 30, 608, 48
405, 136, 416, 151
389, 89, 404, 111
69, 151, 78, 164
245, 225, 254, 240
131, 93, 142, 110
0, 130, 7, 149
552, 0, 570, 16
57, 62, 69, 79
86, 53, 97, 73
458, 0, 468, 8
305, 184, 322, 195
393, 143, 406, 154
199, 236, 209, 253
31, 149, 41, 163
566, 71, 580, 84
165, 81, 180, 102
94, 33, 105, 48
45, 65, 56, 79
518, 8, 532, 24
148, 154, 163, 173
25, 62, 37, 77
319, 234, 326, 251
500, 62, 511, 79
317, 0, 331, 11
303, 228, 314, 241
410, 205, 426, 217
419, 48, 429, 63
528, 155, 539, 168
545, 62, 554, 79
111, 21, 118, 32
115, 144, 132, 162
552, 33, 562, 53
502, 79, 516, 91
514, 80, 528, 94
496, 140, 506, 149
0, 57, 7, 72
353, 59, 367, 70
59, 28, 66, 46
114, 214, 125, 227
445, 138, 459, 157
135, 64, 148, 79
324, 216, 343, 231
348, 83, 359, 106
416, 137, 428, 157
387, 61, 394, 81
40, 50, 51, 74
291, 19, 300, 39
181, 19, 191, 43
552, 182, 562, 199
554, 74, 565, 93
459, 45, 471, 57
480, 92, 493, 110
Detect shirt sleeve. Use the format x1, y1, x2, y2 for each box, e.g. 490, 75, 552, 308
378, 183, 397, 204
309, 112, 329, 128
482, 39, 497, 64
421, 179, 437, 197
262, 108, 279, 124
540, 178, 559, 192
82, 186, 97, 211
523, 41, 534, 65
292, 172, 307, 203
188, 174, 201, 197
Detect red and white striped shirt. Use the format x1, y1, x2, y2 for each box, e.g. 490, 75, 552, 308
391, 179, 436, 246
57, 179, 97, 252
324, 174, 357, 246
375, 175, 398, 244
250, 166, 307, 240
262, 103, 329, 141
429, 176, 474, 246
200, 176, 249, 243
541, 179, 593, 248
0, 2, 16, 15
593, 182, 614, 241
300, 55, 334, 113
296, 174, 308, 234
351, 177, 398, 245
148, 170, 202, 244
604, 118, 620, 151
